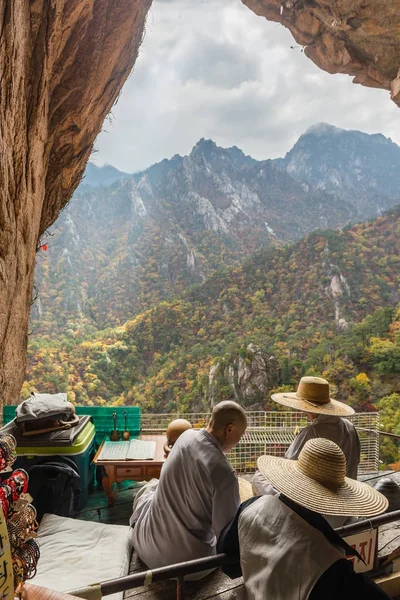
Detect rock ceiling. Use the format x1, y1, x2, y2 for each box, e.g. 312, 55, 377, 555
242, 0, 400, 106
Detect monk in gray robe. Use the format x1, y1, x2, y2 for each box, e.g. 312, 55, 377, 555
130, 401, 247, 576
252, 377, 360, 528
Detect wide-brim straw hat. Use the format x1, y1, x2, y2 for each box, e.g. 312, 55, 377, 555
271, 376, 354, 417
257, 438, 388, 517
238, 477, 254, 502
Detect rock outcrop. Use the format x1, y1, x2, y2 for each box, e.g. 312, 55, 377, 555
242, 0, 400, 106
209, 344, 279, 408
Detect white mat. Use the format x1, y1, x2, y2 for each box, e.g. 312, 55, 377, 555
31, 513, 131, 600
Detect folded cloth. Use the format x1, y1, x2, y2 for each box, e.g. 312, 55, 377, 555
0, 416, 91, 447
16, 393, 71, 422
130, 478, 159, 525
32, 513, 130, 600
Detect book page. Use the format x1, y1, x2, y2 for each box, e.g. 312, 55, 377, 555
126, 439, 156, 460
98, 440, 130, 460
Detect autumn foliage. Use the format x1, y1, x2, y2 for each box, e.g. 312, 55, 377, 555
25, 208, 400, 462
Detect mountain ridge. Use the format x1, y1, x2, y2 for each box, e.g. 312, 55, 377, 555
82, 162, 131, 187
276, 124, 400, 218
32, 124, 400, 334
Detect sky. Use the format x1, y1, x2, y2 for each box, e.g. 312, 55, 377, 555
93, 0, 400, 174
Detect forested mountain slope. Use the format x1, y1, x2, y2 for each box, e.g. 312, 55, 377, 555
26, 207, 400, 419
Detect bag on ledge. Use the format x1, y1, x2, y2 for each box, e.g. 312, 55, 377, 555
27, 456, 81, 521
16, 393, 79, 436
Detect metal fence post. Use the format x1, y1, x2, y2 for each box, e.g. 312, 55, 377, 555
176, 575, 185, 600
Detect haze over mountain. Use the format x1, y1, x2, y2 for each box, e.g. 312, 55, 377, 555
83, 162, 130, 187
32, 124, 400, 333
276, 123, 400, 218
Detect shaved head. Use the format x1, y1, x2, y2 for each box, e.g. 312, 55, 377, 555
207, 400, 247, 452
208, 401, 247, 430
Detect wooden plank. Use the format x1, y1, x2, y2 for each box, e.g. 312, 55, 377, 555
194, 572, 242, 599
122, 563, 243, 599
202, 588, 243, 600
129, 553, 147, 574
123, 580, 202, 599
374, 571, 400, 598
378, 520, 400, 559
77, 482, 143, 526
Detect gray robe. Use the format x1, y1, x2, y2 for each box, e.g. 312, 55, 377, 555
239, 496, 345, 600
130, 429, 240, 570
252, 415, 361, 528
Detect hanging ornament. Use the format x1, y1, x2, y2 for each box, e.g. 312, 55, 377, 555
41, 244, 48, 251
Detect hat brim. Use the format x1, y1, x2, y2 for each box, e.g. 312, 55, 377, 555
271, 392, 354, 417
257, 454, 388, 517
238, 477, 254, 503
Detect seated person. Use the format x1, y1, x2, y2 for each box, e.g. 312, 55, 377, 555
218, 438, 390, 600
130, 401, 247, 574
163, 418, 192, 457
131, 419, 193, 514
253, 376, 360, 527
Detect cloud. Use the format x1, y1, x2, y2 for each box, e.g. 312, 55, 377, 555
177, 34, 261, 89
93, 0, 400, 172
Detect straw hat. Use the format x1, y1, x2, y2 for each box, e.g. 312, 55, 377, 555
238, 477, 254, 503
257, 438, 388, 517
271, 376, 354, 417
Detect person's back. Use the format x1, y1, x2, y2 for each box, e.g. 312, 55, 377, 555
252, 416, 360, 518
238, 494, 390, 600
131, 428, 239, 567
253, 378, 360, 504
239, 495, 344, 600
238, 439, 389, 600
130, 400, 247, 570
285, 415, 360, 479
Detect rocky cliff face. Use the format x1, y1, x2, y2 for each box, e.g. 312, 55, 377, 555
242, 0, 400, 106
276, 123, 400, 217
209, 344, 279, 408
0, 0, 152, 405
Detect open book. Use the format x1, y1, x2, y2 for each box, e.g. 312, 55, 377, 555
98, 439, 156, 461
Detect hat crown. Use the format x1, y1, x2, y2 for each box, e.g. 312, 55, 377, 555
296, 376, 330, 405
297, 438, 346, 488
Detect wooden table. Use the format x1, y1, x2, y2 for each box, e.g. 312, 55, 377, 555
93, 434, 166, 505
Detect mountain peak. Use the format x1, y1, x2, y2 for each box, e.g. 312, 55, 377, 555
304, 123, 345, 137
279, 123, 400, 219
190, 138, 218, 156
83, 162, 130, 187
189, 139, 252, 169
302, 123, 393, 145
